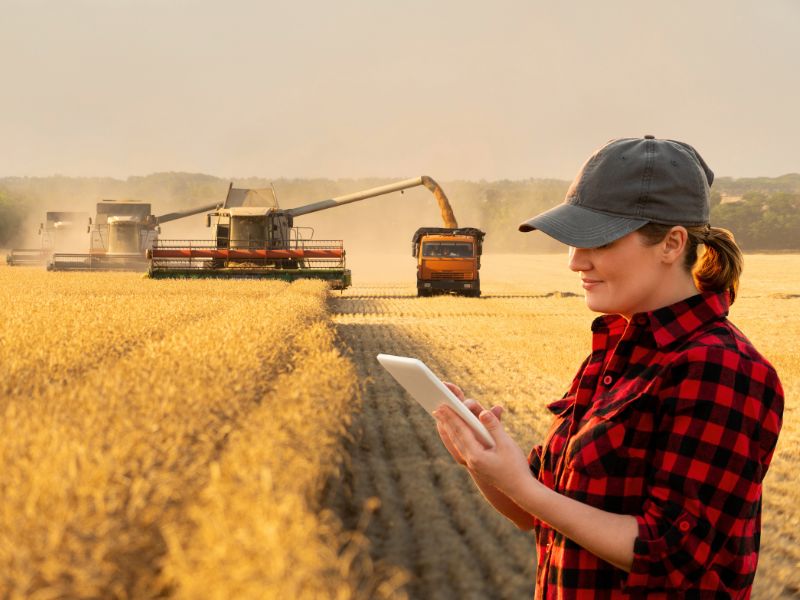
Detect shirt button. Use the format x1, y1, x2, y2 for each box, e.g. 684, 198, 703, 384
636, 316, 648, 326
603, 375, 614, 386
679, 521, 691, 532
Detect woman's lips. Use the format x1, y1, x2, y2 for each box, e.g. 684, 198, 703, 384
581, 279, 603, 290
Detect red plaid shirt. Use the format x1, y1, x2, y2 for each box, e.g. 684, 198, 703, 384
528, 291, 783, 599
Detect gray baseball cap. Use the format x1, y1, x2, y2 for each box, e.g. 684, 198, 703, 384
518, 135, 714, 248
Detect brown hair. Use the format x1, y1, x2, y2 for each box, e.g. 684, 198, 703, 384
637, 223, 743, 304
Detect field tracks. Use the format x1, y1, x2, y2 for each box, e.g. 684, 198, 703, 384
328, 294, 540, 600
327, 279, 800, 600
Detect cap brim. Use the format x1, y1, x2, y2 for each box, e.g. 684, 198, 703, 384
518, 203, 648, 248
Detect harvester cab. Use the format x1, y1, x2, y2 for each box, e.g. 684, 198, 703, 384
6, 211, 90, 267
93, 201, 158, 252
148, 176, 460, 289
206, 185, 290, 250
49, 199, 219, 271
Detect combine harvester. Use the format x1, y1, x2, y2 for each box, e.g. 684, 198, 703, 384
148, 176, 472, 290
6, 211, 89, 266
48, 199, 220, 272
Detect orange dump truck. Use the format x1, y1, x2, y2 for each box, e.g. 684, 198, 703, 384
412, 227, 485, 297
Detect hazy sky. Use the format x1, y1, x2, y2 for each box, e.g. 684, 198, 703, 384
1, 0, 798, 181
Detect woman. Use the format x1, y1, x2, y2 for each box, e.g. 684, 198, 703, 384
433, 136, 784, 598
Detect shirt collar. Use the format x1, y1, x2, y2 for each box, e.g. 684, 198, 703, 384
590, 291, 730, 349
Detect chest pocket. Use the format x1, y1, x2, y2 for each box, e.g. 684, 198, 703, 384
539, 395, 577, 475
565, 393, 651, 479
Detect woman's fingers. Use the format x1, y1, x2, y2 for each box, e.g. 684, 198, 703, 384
443, 382, 465, 401
464, 398, 482, 416
442, 382, 496, 421
434, 406, 486, 457
464, 399, 500, 420
437, 422, 466, 465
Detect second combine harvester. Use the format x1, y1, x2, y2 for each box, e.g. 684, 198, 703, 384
148, 176, 485, 295
49, 199, 221, 271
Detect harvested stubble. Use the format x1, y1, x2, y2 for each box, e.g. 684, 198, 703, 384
0, 270, 396, 599
331, 253, 799, 600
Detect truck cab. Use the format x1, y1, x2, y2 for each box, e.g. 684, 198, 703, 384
412, 227, 485, 297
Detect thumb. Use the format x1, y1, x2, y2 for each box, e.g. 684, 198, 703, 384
479, 409, 503, 431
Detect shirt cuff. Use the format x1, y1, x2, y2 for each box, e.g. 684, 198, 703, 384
622, 505, 714, 593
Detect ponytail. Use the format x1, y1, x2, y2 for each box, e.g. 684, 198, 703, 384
637, 223, 744, 304
691, 226, 743, 304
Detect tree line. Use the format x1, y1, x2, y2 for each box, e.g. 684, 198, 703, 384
1, 173, 798, 252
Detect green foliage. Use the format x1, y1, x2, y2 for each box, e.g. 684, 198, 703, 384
714, 174, 800, 196
0, 189, 27, 248
712, 192, 800, 250
0, 172, 797, 252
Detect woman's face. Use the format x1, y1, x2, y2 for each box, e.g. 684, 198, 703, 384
568, 231, 677, 318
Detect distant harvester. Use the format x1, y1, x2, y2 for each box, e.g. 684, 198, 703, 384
47, 199, 221, 271
6, 211, 90, 267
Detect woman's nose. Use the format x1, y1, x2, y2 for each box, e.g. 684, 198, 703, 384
568, 247, 591, 272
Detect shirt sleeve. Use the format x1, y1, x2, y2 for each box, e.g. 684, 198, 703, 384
528, 445, 543, 474
622, 345, 783, 593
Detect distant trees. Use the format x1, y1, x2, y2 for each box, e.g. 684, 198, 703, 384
712, 192, 800, 250
0, 173, 797, 252
0, 189, 27, 248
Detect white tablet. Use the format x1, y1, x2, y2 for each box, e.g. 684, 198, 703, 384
376, 354, 495, 448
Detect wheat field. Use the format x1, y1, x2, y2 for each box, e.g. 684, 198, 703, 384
0, 253, 797, 599
0, 271, 402, 599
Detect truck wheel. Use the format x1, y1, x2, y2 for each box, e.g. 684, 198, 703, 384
417, 289, 430, 297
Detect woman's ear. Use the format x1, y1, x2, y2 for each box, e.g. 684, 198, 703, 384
661, 226, 688, 265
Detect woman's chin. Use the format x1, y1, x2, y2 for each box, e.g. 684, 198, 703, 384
583, 293, 607, 314
584, 295, 623, 316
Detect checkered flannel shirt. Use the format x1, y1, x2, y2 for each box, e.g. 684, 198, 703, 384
528, 291, 784, 599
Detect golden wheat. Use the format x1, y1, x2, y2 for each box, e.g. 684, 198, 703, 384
1, 253, 796, 600
0, 270, 391, 599
332, 253, 799, 600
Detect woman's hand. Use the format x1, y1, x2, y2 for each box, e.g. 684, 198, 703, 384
437, 382, 502, 467
433, 396, 532, 498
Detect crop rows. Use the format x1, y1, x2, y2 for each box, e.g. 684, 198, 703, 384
1, 252, 796, 599
0, 270, 391, 599
328, 254, 799, 600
